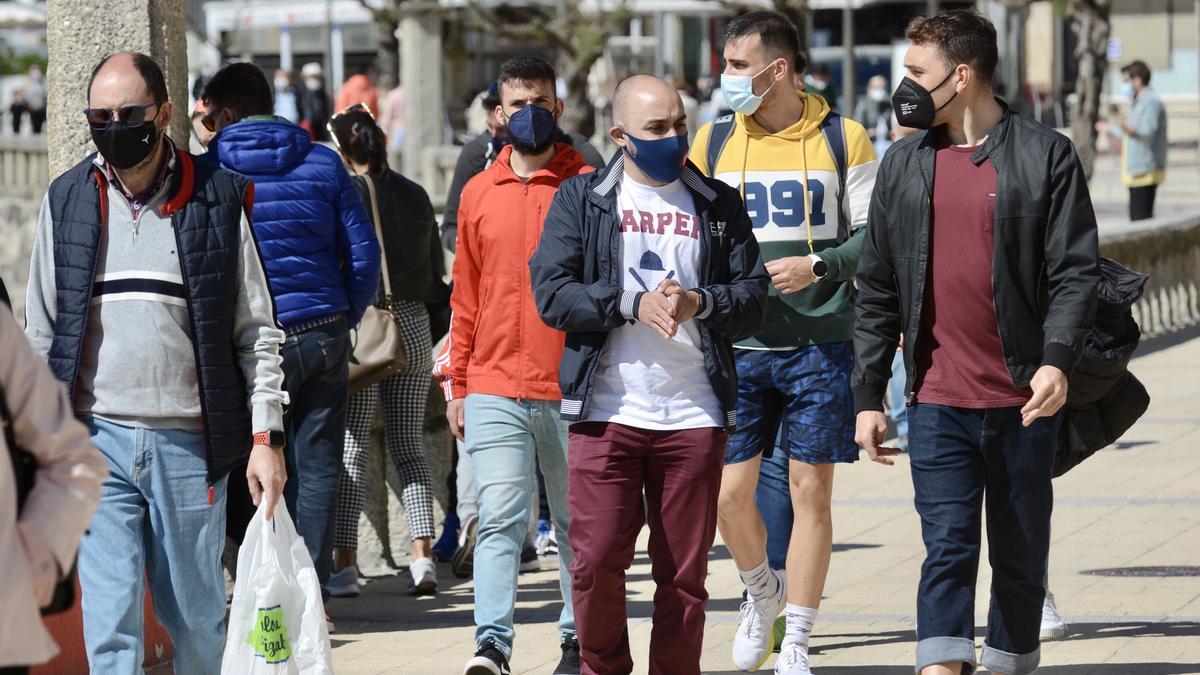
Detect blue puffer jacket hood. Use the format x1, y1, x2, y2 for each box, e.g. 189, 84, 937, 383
208, 118, 380, 329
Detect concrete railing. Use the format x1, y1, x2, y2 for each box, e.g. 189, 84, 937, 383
420, 145, 461, 214
1100, 212, 1200, 337
0, 135, 49, 194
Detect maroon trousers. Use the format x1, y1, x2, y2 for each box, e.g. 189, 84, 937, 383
567, 421, 728, 675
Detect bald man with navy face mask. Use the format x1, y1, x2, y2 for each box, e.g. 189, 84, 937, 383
530, 75, 768, 675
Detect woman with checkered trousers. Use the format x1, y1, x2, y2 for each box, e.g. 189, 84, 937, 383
326, 104, 446, 597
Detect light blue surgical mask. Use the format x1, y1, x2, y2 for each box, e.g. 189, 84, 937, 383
1120, 82, 1135, 99
721, 62, 778, 115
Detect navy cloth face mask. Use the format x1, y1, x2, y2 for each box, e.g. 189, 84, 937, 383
506, 104, 557, 154
623, 132, 690, 184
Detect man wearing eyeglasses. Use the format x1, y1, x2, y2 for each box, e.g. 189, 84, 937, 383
199, 61, 380, 616
24, 52, 289, 674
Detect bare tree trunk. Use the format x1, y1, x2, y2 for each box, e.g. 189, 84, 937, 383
376, 18, 400, 87
1069, 0, 1112, 179
560, 59, 596, 139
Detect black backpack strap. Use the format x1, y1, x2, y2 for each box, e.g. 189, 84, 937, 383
704, 114, 737, 178
820, 111, 850, 241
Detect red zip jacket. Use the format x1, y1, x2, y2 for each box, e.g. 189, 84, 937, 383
434, 143, 593, 401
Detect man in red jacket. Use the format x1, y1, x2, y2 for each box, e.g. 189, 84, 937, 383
438, 56, 593, 675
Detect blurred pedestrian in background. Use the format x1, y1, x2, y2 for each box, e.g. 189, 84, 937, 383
301, 62, 333, 141
1098, 60, 1167, 221
326, 103, 444, 598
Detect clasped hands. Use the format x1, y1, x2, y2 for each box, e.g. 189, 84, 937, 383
636, 279, 702, 339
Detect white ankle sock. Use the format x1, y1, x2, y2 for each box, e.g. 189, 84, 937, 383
781, 604, 818, 652
737, 559, 780, 603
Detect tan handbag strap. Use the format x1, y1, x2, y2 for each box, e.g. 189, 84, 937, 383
361, 173, 393, 299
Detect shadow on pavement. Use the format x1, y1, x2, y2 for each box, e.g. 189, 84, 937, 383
1063, 621, 1200, 641
1139, 322, 1200, 356
1036, 666, 1200, 674
705, 662, 1200, 667
807, 622, 1200, 661
328, 562, 574, 634
811, 628, 915, 656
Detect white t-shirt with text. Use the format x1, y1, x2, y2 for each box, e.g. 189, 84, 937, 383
586, 173, 723, 430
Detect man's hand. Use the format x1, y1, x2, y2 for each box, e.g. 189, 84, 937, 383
1021, 365, 1068, 427
246, 443, 287, 520
17, 522, 58, 607
636, 290, 678, 339
765, 256, 818, 295
447, 398, 466, 441
658, 279, 702, 325
855, 411, 901, 466
1094, 119, 1110, 135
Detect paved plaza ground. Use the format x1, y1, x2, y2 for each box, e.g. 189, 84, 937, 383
324, 331, 1200, 674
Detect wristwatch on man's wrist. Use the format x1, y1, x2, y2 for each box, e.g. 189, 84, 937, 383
809, 254, 829, 281
253, 430, 286, 449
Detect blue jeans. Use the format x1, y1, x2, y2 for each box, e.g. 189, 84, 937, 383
281, 319, 349, 583
755, 432, 791, 571
887, 351, 909, 449
79, 418, 229, 675
464, 394, 574, 658
907, 404, 1059, 675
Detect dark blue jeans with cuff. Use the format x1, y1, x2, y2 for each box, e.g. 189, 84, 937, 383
907, 403, 1059, 675
281, 316, 350, 586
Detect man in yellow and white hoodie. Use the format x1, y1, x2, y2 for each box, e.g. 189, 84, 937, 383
690, 11, 877, 674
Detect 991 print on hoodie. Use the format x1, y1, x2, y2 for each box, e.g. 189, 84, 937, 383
690, 92, 879, 349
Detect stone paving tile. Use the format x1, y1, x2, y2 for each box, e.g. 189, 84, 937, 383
330, 338, 1200, 674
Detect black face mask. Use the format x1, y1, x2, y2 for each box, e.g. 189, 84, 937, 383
891, 70, 958, 130
91, 114, 163, 170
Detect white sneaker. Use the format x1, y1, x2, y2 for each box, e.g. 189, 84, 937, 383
773, 644, 813, 674
409, 556, 438, 595
1040, 591, 1067, 641
325, 565, 360, 598
732, 570, 787, 671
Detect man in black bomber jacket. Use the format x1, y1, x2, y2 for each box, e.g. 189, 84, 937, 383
851, 11, 1100, 675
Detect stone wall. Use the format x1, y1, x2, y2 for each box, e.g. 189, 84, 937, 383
1100, 212, 1200, 337
46, 0, 189, 179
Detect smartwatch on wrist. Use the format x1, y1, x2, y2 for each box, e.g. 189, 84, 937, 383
253, 430, 286, 449
809, 254, 829, 282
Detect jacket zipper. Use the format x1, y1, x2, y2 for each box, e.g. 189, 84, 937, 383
517, 182, 532, 402
697, 203, 732, 429
576, 202, 616, 418
170, 212, 217, 495
71, 175, 106, 405
906, 148, 935, 402
989, 167, 1019, 385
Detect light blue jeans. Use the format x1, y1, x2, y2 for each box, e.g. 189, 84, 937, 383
464, 394, 574, 658
79, 417, 229, 675
887, 351, 909, 449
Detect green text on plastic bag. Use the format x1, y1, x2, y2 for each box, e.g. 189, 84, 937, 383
247, 605, 292, 664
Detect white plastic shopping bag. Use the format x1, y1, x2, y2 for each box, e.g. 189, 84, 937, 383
221, 501, 333, 674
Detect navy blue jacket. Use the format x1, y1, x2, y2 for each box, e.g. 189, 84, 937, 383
46, 149, 257, 481
208, 118, 380, 329
529, 155, 769, 430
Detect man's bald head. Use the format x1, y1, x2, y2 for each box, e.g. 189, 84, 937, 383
611, 75, 681, 128
87, 51, 168, 107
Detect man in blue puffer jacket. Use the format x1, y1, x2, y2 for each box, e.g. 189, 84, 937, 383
201, 62, 381, 597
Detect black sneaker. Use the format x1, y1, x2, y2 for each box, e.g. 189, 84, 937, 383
519, 544, 541, 573
552, 634, 581, 674
463, 639, 511, 675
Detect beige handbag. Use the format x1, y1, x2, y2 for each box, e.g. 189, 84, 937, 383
348, 174, 408, 395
